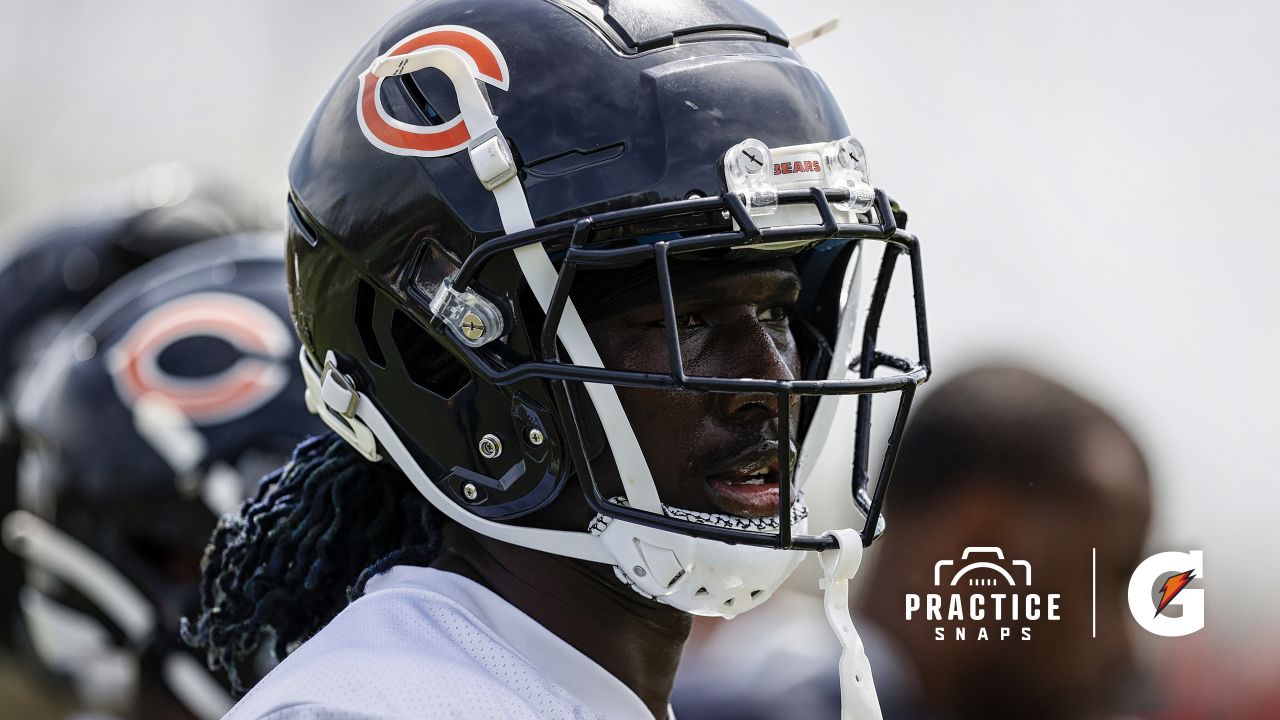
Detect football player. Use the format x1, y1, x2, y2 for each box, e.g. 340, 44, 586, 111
188, 1, 931, 718
3, 234, 325, 719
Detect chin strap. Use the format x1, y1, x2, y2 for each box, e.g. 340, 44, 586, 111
818, 529, 882, 720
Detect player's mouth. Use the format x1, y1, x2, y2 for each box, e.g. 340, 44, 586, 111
703, 450, 783, 518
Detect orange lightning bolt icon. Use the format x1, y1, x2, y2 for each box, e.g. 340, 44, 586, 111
1154, 569, 1196, 617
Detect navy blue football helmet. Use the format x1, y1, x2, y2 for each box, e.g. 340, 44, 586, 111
0, 168, 266, 656
289, 0, 928, 596
3, 234, 324, 719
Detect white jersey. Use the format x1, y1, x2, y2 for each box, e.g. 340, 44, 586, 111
225, 566, 666, 720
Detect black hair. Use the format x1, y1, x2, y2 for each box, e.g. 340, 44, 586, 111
889, 364, 1148, 515
182, 432, 443, 694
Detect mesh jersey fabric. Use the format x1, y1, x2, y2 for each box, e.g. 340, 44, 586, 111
223, 566, 665, 720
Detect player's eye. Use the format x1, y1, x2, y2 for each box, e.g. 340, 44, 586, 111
758, 305, 789, 322
676, 313, 705, 328
653, 313, 706, 329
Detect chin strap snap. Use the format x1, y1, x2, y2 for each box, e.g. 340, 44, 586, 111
301, 349, 382, 462
818, 529, 882, 720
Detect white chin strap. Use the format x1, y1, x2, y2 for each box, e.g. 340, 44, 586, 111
304, 345, 806, 619
309, 40, 884, 718
2, 510, 234, 720
819, 529, 883, 719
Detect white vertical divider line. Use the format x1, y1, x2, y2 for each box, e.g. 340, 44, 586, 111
1092, 547, 1097, 639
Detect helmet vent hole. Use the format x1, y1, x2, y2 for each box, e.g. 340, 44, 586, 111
722, 598, 736, 608
750, 590, 763, 599
401, 69, 461, 126
390, 310, 471, 400
355, 280, 386, 368
694, 587, 709, 597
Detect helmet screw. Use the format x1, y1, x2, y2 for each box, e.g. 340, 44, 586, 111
527, 428, 545, 446
459, 311, 486, 342
478, 434, 502, 459
461, 483, 479, 502
632, 565, 647, 578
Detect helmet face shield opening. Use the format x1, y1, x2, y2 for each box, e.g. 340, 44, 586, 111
414, 187, 930, 551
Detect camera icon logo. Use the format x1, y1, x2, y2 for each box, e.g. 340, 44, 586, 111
933, 547, 1032, 588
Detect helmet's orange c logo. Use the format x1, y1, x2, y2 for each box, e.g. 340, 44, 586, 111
107, 292, 294, 425
356, 25, 509, 157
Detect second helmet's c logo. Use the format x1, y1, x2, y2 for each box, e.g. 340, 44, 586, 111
106, 292, 294, 425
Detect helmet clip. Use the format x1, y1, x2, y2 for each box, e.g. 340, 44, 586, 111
429, 275, 505, 347
468, 129, 519, 191
822, 136, 875, 214
300, 349, 382, 462
722, 135, 877, 222
723, 138, 778, 217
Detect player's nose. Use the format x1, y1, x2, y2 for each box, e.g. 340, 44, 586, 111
720, 390, 779, 425
714, 322, 793, 425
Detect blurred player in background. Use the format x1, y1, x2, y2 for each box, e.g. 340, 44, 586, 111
2, 233, 325, 720
0, 166, 267, 645
0, 167, 267, 719
859, 365, 1151, 720
672, 365, 1153, 720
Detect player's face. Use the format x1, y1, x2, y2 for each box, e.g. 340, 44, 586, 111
584, 262, 801, 517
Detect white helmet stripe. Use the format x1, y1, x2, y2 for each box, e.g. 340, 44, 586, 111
2, 510, 155, 644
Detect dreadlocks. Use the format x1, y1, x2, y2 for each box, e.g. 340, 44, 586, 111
183, 432, 444, 693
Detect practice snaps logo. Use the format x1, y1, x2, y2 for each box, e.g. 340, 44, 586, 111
906, 547, 1061, 641
1127, 550, 1204, 637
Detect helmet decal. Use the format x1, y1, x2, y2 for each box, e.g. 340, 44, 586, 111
106, 292, 293, 425
356, 25, 510, 157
